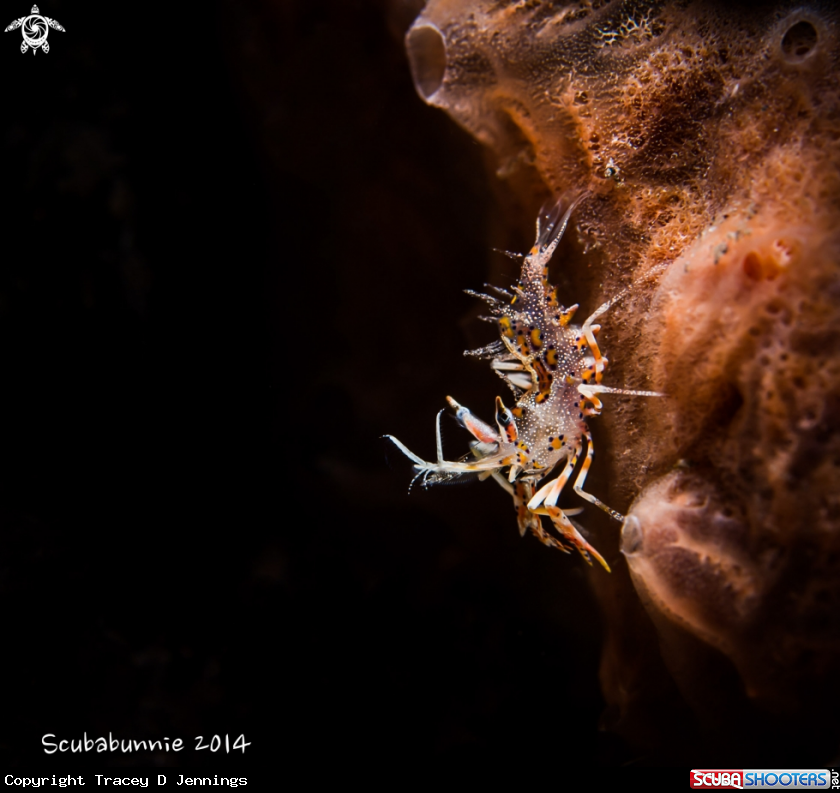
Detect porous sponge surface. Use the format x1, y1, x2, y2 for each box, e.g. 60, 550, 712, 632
407, 0, 840, 749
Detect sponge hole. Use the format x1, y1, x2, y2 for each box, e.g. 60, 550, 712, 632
781, 20, 818, 63
406, 23, 447, 100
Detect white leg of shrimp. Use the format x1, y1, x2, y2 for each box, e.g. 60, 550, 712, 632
578, 384, 665, 398
527, 450, 578, 511
385, 411, 511, 484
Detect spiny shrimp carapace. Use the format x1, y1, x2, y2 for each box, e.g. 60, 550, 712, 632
386, 197, 662, 571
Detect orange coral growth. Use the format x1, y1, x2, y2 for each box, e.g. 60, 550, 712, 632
405, 0, 840, 760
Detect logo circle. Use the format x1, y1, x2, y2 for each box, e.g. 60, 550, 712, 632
22, 14, 47, 48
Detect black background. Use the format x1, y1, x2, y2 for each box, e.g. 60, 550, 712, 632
0, 0, 616, 770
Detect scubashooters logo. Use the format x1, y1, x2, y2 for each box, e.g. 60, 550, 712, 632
4, 5, 65, 54
690, 770, 832, 789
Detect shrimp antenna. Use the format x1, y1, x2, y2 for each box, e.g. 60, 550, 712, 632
492, 248, 525, 262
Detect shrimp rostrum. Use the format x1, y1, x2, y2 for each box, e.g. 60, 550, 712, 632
386, 197, 662, 572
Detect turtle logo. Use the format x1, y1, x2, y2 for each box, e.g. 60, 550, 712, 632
4, 5, 65, 54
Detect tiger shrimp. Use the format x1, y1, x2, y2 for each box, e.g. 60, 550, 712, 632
385, 196, 662, 571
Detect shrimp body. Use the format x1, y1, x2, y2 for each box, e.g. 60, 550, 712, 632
386, 198, 662, 571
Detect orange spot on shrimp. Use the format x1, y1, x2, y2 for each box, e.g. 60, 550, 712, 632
534, 359, 553, 400
559, 304, 578, 327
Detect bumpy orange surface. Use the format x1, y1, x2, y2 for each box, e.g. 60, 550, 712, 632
405, 0, 840, 757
